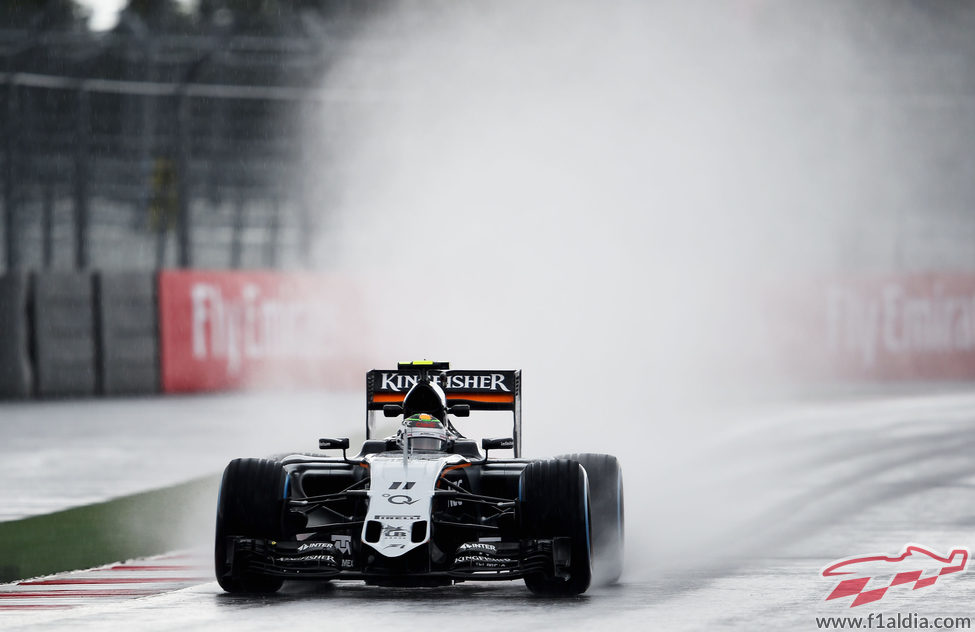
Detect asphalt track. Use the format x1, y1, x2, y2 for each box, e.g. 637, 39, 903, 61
4, 389, 975, 630
0, 391, 363, 521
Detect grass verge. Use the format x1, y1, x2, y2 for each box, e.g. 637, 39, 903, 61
0, 475, 220, 583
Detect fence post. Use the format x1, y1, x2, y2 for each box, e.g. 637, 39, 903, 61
3, 78, 19, 271
73, 86, 91, 269
42, 183, 54, 268
297, 98, 315, 267
265, 197, 280, 268
231, 194, 244, 269
141, 38, 162, 268
175, 89, 192, 268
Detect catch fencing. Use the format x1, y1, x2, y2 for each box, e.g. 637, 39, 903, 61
0, 29, 344, 273
3, 26, 975, 276
0, 72, 316, 272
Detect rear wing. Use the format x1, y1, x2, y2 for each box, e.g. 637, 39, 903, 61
366, 368, 523, 457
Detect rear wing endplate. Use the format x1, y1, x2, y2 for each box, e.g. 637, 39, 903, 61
366, 369, 522, 457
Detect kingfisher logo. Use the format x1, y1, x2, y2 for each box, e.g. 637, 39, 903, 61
377, 372, 512, 393
821, 544, 969, 608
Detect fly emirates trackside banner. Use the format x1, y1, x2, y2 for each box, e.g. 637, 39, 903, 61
158, 270, 360, 392
774, 274, 975, 380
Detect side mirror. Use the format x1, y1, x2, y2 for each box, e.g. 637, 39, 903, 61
383, 404, 404, 418
481, 437, 514, 451
448, 404, 471, 418
319, 437, 350, 450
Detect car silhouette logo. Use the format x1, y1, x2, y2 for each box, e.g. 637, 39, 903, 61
822, 544, 969, 607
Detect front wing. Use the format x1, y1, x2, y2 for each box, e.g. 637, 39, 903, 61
220, 485, 573, 583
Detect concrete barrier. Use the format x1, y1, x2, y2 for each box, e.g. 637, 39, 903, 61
33, 272, 97, 397
0, 273, 32, 398
97, 271, 159, 395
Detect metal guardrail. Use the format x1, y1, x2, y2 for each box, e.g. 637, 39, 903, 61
0, 72, 396, 102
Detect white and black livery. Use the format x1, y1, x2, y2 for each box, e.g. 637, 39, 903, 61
215, 361, 625, 595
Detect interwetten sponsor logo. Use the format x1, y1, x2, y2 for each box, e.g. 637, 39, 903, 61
297, 542, 336, 553
457, 542, 498, 554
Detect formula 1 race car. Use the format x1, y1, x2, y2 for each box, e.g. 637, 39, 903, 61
215, 361, 624, 595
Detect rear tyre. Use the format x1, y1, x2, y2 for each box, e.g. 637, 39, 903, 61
519, 459, 592, 595
215, 458, 288, 593
557, 453, 624, 585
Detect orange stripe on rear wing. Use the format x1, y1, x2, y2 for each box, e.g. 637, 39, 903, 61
371, 393, 514, 405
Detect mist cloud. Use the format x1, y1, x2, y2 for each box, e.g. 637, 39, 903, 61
303, 0, 974, 573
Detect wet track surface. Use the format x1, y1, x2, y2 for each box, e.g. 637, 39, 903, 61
4, 389, 975, 630
0, 392, 361, 521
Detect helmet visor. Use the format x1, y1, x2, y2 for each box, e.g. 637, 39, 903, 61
408, 436, 445, 451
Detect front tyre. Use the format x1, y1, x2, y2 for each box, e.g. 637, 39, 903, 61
519, 459, 592, 595
215, 458, 288, 593
558, 453, 624, 585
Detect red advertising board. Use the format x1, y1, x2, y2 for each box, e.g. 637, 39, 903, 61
158, 270, 363, 392
771, 274, 975, 380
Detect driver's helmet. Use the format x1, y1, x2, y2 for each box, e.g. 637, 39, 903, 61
397, 414, 449, 452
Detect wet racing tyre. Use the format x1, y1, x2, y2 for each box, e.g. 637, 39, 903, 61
215, 458, 288, 593
558, 453, 624, 585
519, 458, 592, 595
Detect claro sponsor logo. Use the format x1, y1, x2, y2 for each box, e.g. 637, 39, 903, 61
190, 282, 332, 374
826, 282, 975, 366
383, 494, 420, 505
